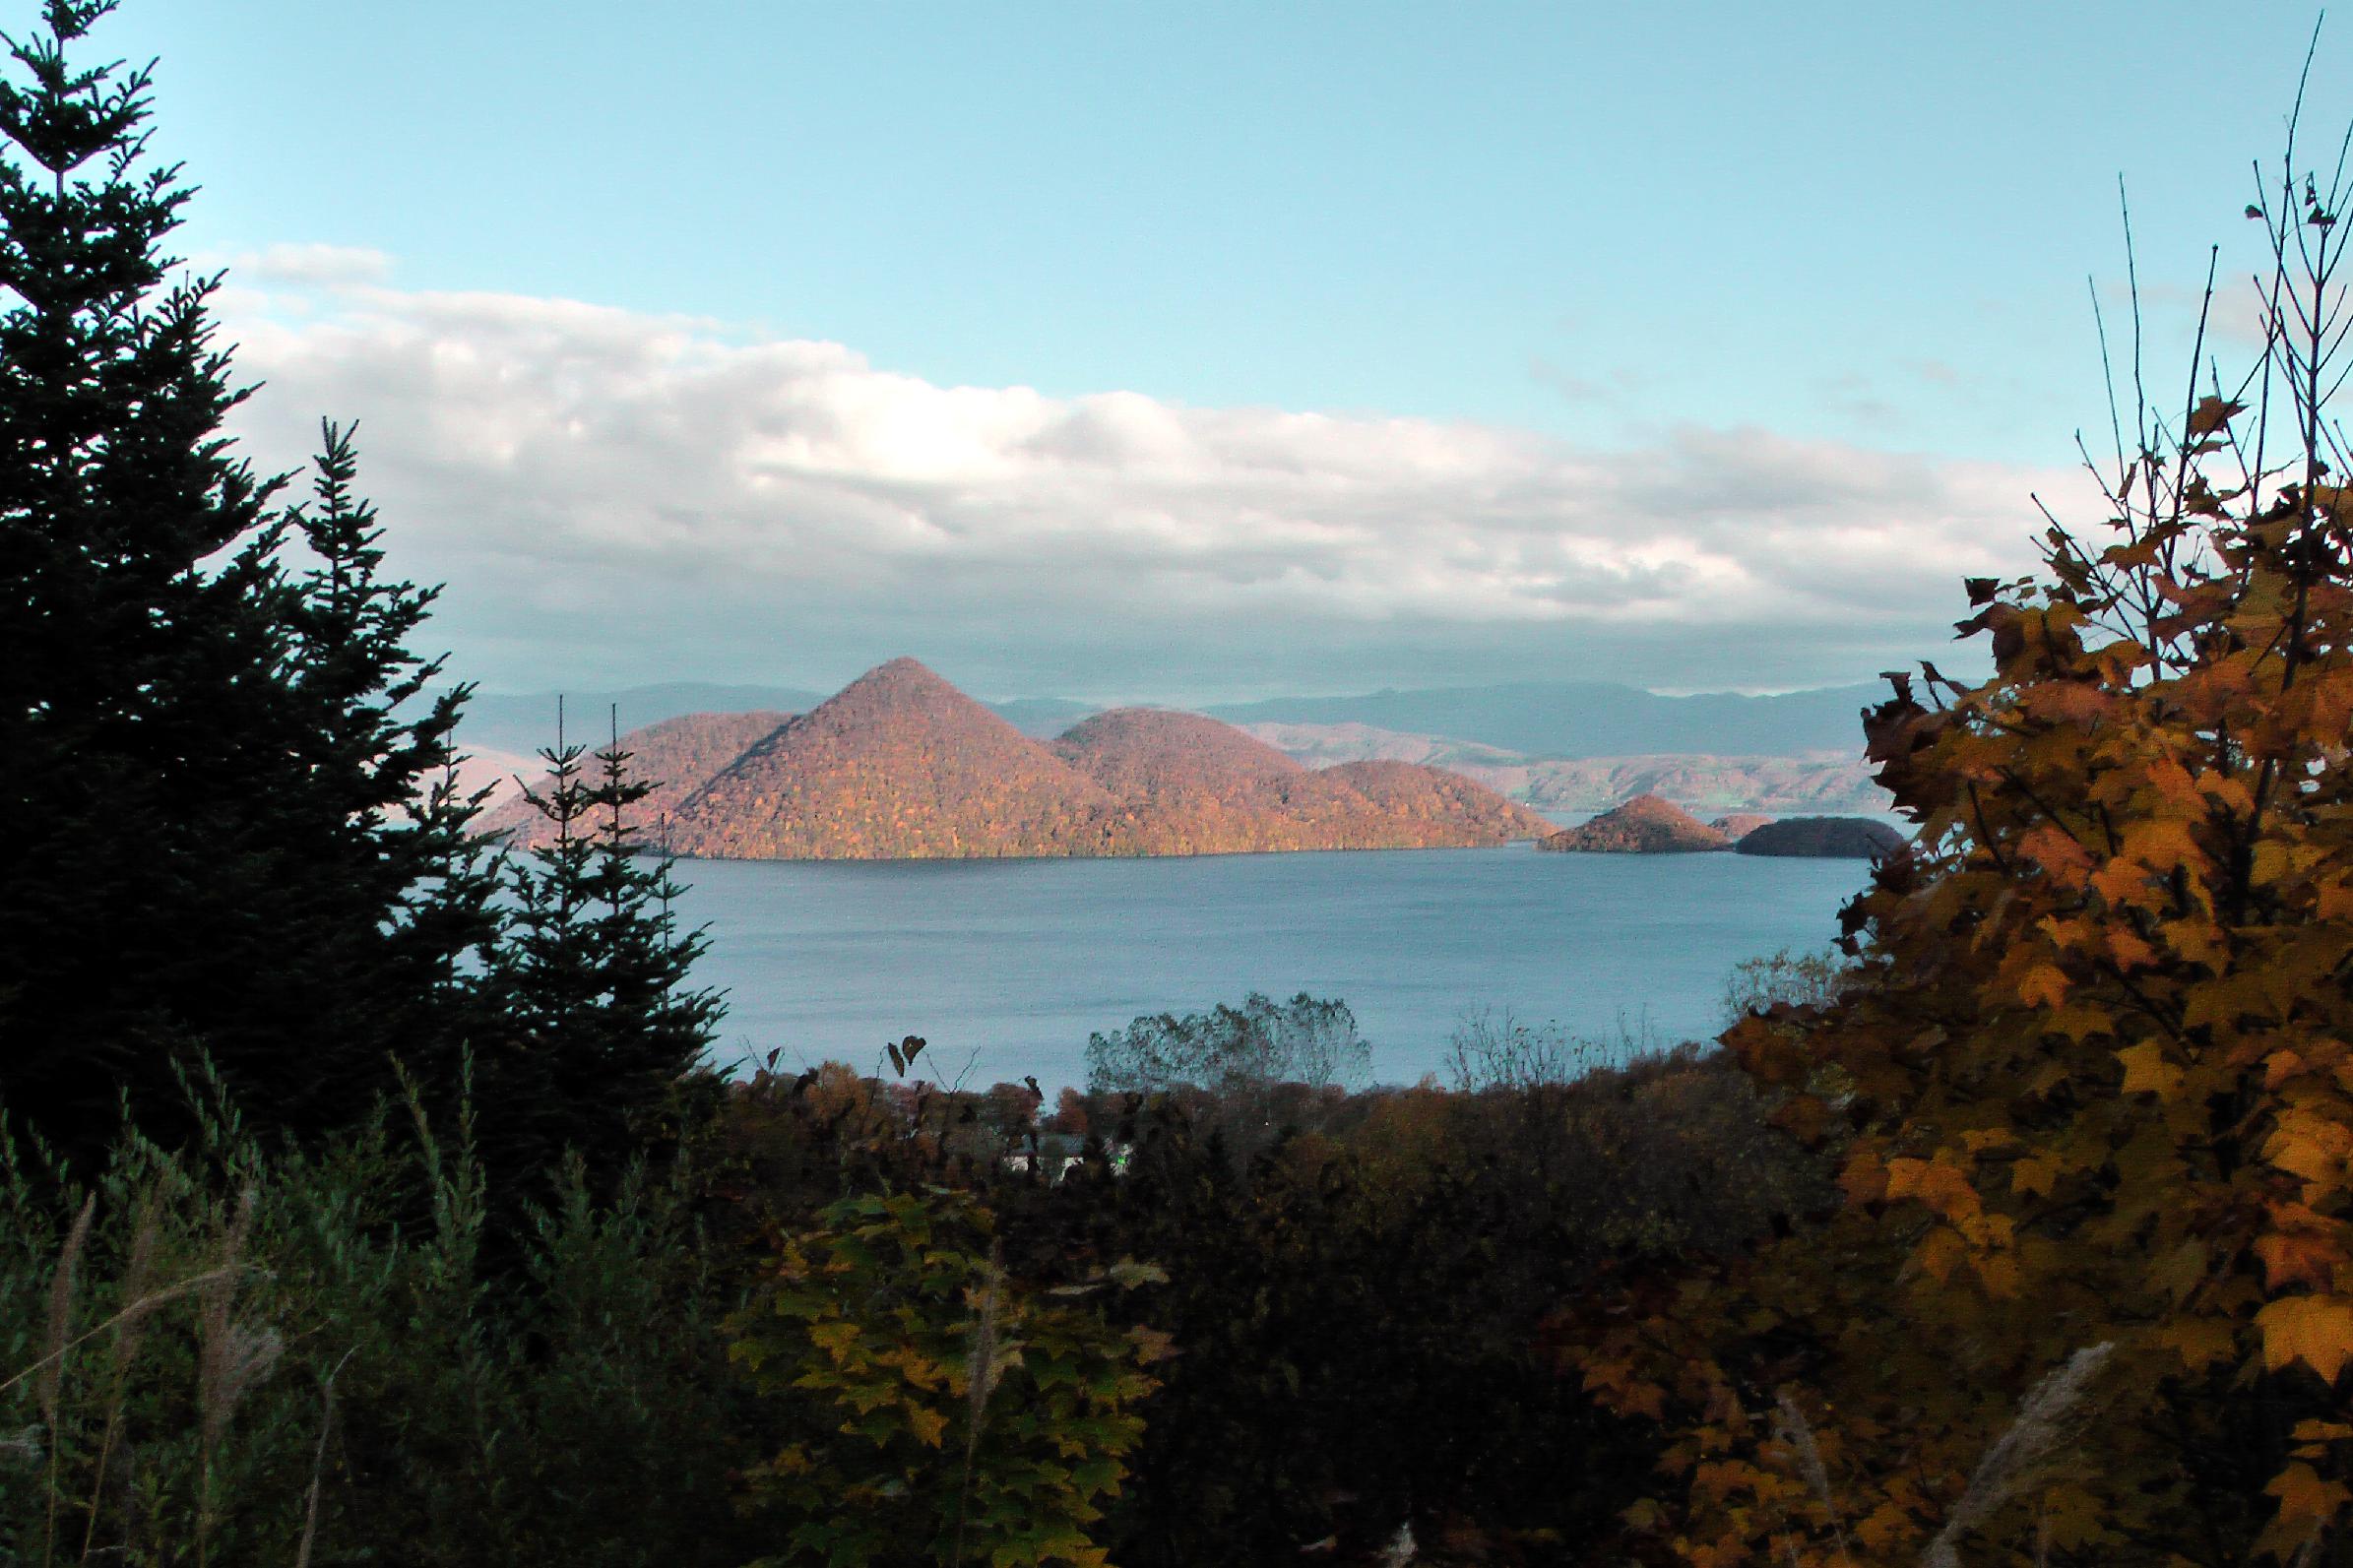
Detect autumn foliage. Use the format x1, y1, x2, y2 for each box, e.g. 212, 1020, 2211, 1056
1562, 122, 2353, 1563
728, 1188, 1164, 1568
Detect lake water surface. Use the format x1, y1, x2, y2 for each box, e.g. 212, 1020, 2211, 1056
668, 843, 1873, 1092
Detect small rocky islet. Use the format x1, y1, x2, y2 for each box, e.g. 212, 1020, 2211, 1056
1735, 815, 1905, 859
1539, 792, 1902, 859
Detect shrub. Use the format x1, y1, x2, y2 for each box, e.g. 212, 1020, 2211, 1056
0, 1084, 760, 1567
728, 1187, 1162, 1568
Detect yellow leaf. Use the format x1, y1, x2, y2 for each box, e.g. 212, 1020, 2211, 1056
2267, 1112, 2353, 1187
2265, 1460, 2350, 1530
2258, 1294, 2353, 1383
2155, 1317, 2240, 1371
808, 1320, 862, 1361
1839, 1146, 1888, 1205
1854, 1500, 1914, 1550
2019, 824, 2094, 882
1974, 1250, 2023, 1297
1914, 1226, 1967, 1285
2012, 1154, 2063, 1198
2151, 1238, 2211, 1303
2122, 818, 2207, 872
2256, 1225, 2344, 1293
1884, 1157, 1981, 1222
2118, 1041, 2186, 1098
2015, 962, 2070, 1010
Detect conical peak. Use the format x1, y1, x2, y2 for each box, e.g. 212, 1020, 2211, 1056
816, 657, 992, 720
778, 658, 1063, 770
845, 656, 953, 694
1541, 790, 1730, 853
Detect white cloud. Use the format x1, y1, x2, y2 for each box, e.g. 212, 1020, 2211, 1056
227, 243, 394, 287
212, 265, 2092, 700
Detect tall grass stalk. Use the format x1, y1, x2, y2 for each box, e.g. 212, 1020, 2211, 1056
0, 1266, 251, 1403
1919, 1343, 2114, 1568
38, 1194, 94, 1568
1771, 1392, 1851, 1564
78, 1189, 161, 1562
951, 1239, 1007, 1568
294, 1348, 356, 1568
196, 1187, 277, 1568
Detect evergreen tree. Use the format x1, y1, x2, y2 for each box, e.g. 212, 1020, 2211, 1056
261, 421, 506, 1121
0, 3, 499, 1160
485, 706, 722, 1195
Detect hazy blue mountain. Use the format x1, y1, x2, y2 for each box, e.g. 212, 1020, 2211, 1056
452, 683, 825, 755
1203, 681, 1884, 760
988, 697, 1102, 738
448, 676, 1884, 764
452, 683, 1099, 754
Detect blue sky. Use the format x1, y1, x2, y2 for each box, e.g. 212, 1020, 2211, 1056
39, 1, 2342, 702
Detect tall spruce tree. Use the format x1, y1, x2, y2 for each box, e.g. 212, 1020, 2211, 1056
0, 2, 499, 1160
484, 708, 722, 1196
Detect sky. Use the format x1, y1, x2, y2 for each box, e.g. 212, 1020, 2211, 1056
32, 1, 2344, 701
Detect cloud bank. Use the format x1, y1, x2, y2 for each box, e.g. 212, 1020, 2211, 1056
214, 250, 2085, 701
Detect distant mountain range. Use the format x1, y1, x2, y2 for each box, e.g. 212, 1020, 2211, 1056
454, 672, 1895, 826
1231, 721, 1887, 817
453, 676, 1884, 760
483, 659, 1550, 859
453, 684, 827, 755
1204, 680, 1883, 760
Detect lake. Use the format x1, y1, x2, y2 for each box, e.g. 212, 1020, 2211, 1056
668, 842, 1873, 1092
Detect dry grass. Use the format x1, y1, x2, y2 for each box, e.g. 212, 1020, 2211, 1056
1772, 1392, 1851, 1564
294, 1348, 357, 1568
1920, 1343, 2114, 1568
2, 1178, 276, 1568
951, 1238, 1008, 1568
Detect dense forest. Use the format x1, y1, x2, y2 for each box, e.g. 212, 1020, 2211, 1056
9, 2, 2353, 1563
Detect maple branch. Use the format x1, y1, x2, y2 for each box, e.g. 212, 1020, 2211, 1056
2087, 956, 2189, 1047
1963, 781, 2014, 876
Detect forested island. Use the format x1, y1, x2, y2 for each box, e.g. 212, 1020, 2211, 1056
484, 657, 1553, 859
8, 8, 2353, 1567
1534, 792, 1902, 857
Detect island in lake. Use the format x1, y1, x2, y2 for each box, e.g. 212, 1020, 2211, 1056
1538, 793, 1903, 859
486, 658, 1553, 860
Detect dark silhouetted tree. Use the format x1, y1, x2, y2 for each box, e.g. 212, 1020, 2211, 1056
483, 708, 722, 1194
0, 3, 500, 1160
1084, 992, 1368, 1097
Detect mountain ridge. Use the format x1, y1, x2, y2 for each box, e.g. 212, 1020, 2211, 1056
495, 660, 1551, 861
1206, 679, 1883, 759
451, 674, 1888, 760
480, 709, 796, 847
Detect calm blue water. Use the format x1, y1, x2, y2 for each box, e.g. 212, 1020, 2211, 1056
667, 843, 1872, 1092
